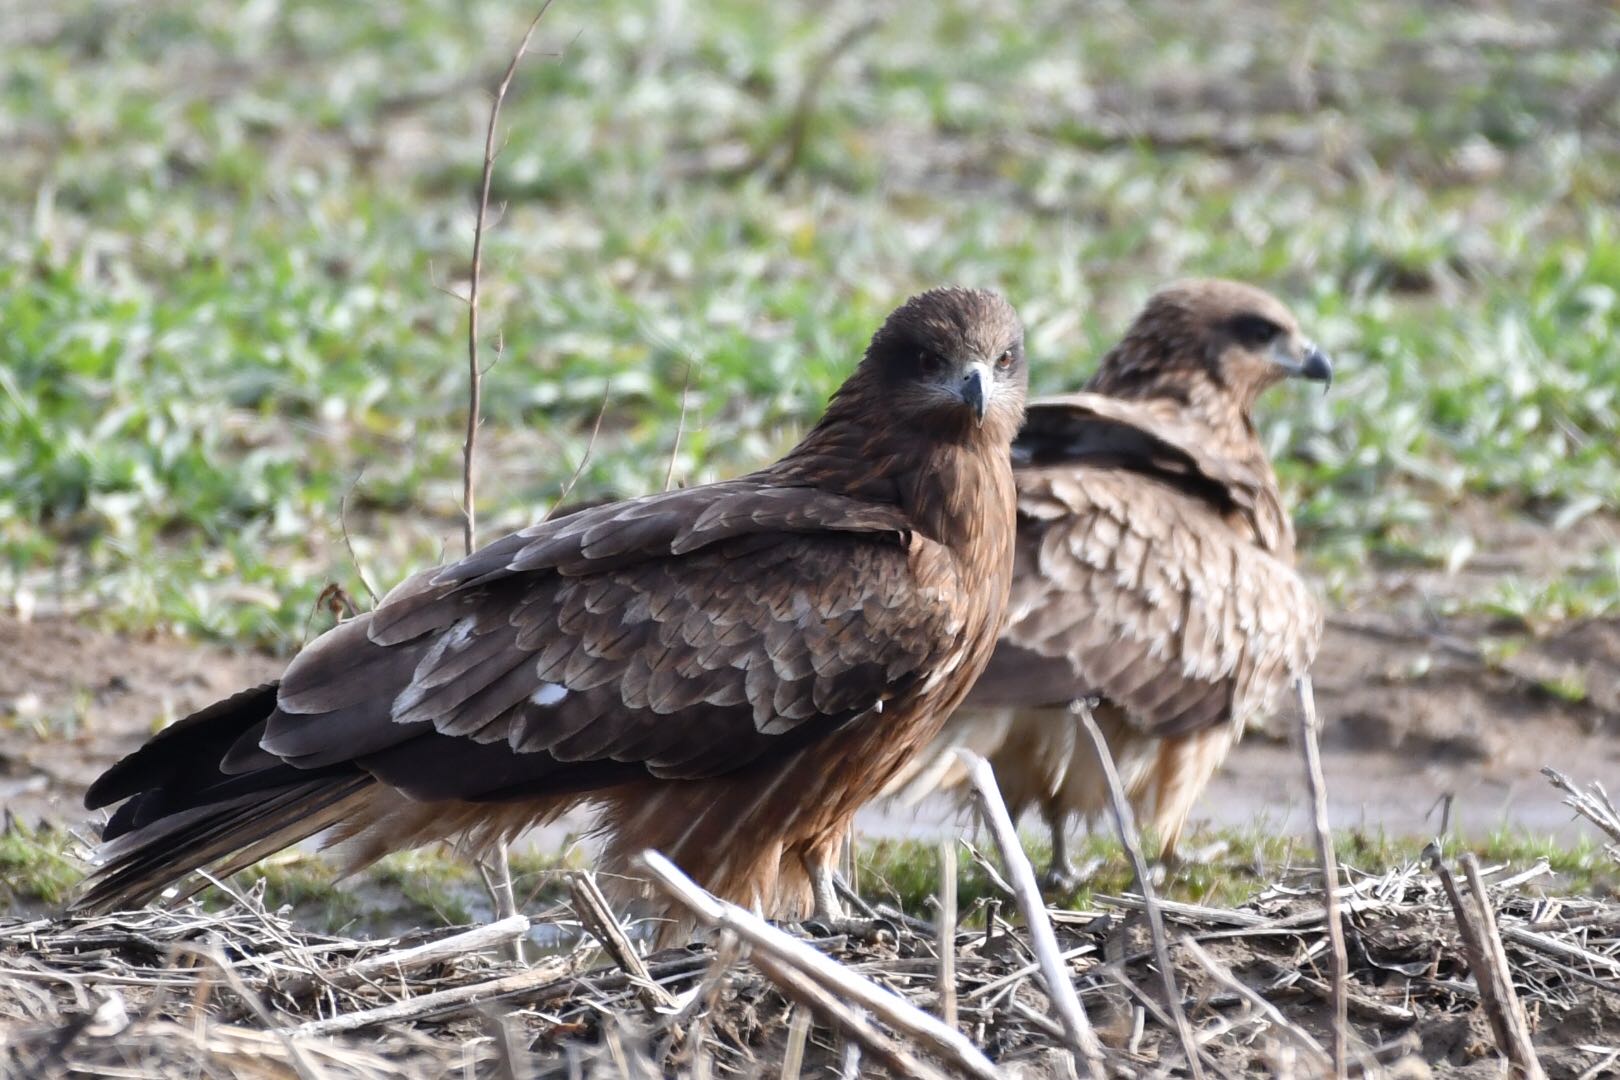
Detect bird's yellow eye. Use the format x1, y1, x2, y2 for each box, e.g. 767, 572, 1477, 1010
995, 350, 1015, 371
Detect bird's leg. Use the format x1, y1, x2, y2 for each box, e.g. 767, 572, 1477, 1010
1039, 803, 1083, 894
477, 840, 528, 963
800, 848, 894, 943
811, 857, 845, 923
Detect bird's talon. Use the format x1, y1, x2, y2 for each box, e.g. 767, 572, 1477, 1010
800, 916, 897, 945
1040, 866, 1081, 895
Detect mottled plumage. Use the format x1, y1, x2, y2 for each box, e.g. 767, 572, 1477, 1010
891, 280, 1328, 886
79, 288, 1028, 927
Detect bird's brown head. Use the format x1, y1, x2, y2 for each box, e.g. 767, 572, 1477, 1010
852, 286, 1028, 448
1089, 279, 1332, 417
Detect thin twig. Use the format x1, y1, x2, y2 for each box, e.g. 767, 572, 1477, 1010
338, 467, 378, 606
464, 1, 554, 556
958, 750, 1106, 1077
544, 382, 612, 520
569, 871, 676, 1014
937, 839, 957, 1031
1075, 702, 1203, 1079
1296, 675, 1349, 1078
637, 850, 1000, 1080
461, 6, 553, 941
1543, 768, 1620, 857
1181, 937, 1330, 1068
664, 363, 692, 492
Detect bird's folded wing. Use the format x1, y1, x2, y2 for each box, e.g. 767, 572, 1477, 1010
195, 480, 961, 802
1013, 392, 1288, 551
965, 464, 1318, 736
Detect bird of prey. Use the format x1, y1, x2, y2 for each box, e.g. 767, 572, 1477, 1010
890, 279, 1329, 889
77, 287, 1029, 929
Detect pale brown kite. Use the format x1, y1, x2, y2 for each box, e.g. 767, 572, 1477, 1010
892, 280, 1328, 888
78, 287, 1028, 927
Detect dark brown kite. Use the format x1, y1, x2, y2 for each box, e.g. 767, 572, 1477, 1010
78, 287, 1028, 927
891, 279, 1328, 888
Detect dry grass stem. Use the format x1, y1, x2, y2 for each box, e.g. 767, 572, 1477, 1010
959, 749, 1106, 1077
1543, 768, 1620, 858
1295, 675, 1350, 1077
544, 381, 612, 520
937, 839, 958, 1031
1074, 700, 1204, 1080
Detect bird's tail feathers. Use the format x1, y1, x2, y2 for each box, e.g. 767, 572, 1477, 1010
74, 776, 374, 914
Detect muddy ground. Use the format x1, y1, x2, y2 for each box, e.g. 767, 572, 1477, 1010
3, 517, 1616, 849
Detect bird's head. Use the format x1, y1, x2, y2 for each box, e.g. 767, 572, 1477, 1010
1092, 279, 1332, 416
858, 286, 1028, 447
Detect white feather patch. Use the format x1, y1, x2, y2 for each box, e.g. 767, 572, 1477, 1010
530, 682, 568, 707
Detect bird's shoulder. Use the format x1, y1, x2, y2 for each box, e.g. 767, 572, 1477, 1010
1012, 391, 1290, 552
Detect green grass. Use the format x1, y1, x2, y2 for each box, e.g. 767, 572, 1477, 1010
0, 822, 82, 908
6, 820, 1611, 933
861, 827, 1620, 917
2, 0, 1618, 647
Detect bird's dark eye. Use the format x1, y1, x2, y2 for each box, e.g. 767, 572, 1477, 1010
994, 350, 1015, 372
917, 350, 946, 374
1228, 314, 1282, 348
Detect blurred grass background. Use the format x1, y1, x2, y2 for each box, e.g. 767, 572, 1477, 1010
2, 0, 1617, 649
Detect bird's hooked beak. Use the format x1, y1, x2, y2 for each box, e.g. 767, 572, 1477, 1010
1273, 338, 1334, 393
960, 361, 992, 425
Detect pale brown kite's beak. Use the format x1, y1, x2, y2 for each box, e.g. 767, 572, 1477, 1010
1299, 345, 1333, 391
961, 362, 991, 425
1275, 338, 1334, 392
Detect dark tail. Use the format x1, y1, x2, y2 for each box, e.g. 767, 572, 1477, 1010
75, 683, 373, 913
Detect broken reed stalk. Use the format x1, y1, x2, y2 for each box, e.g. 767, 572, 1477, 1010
464, 0, 554, 556
750, 950, 950, 1080
289, 957, 574, 1038
1074, 702, 1204, 1080
779, 1006, 812, 1080
1428, 848, 1546, 1080
568, 870, 676, 1014
278, 915, 530, 1000
958, 750, 1107, 1078
637, 849, 1001, 1080
1295, 675, 1349, 1078
937, 838, 958, 1030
